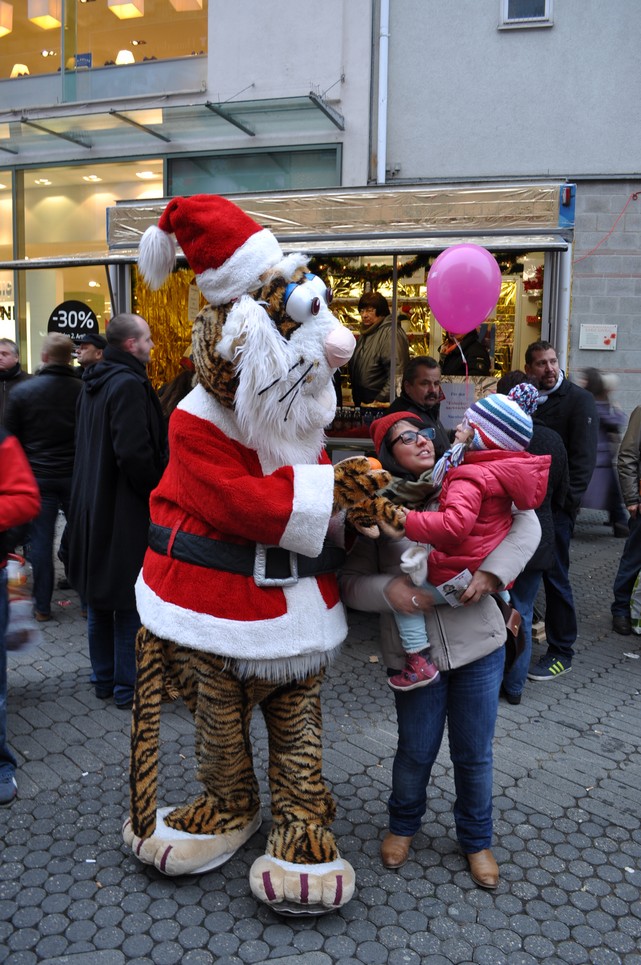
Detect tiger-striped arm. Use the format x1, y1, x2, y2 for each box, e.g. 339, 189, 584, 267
332, 456, 405, 539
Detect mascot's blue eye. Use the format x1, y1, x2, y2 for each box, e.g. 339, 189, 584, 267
284, 274, 331, 323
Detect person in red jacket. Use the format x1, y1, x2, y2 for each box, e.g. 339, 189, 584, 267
371, 388, 550, 692
0, 427, 40, 804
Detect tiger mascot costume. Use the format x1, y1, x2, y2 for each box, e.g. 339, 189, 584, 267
122, 194, 404, 915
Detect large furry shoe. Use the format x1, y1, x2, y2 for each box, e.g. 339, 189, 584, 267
249, 854, 355, 915
122, 808, 261, 876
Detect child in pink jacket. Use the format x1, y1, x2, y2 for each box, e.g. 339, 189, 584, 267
385, 387, 550, 692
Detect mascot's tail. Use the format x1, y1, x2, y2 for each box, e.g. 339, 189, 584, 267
129, 628, 164, 838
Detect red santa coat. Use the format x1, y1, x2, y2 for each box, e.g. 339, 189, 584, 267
135, 385, 347, 679
404, 449, 551, 585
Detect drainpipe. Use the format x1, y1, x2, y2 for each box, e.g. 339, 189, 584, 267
556, 243, 573, 373
376, 0, 390, 185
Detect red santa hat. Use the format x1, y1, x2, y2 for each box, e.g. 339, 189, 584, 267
137, 194, 283, 306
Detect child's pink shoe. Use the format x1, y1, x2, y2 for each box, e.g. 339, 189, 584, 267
388, 653, 440, 691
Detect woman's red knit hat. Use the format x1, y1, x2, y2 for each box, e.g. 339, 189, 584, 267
369, 411, 423, 455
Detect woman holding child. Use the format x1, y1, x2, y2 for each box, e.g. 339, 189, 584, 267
340, 395, 545, 889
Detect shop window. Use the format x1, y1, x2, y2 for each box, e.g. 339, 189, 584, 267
499, 0, 553, 28
168, 147, 340, 196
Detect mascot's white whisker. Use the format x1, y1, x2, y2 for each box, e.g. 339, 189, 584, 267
278, 363, 314, 402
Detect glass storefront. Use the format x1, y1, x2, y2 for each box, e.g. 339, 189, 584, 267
0, 0, 207, 82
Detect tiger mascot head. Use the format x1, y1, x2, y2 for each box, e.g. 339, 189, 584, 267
140, 193, 354, 467
126, 194, 401, 915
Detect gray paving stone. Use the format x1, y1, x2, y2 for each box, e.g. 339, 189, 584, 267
3, 515, 641, 963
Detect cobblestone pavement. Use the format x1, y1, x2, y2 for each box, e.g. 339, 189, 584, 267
1, 511, 641, 965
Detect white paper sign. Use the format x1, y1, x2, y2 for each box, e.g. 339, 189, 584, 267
579, 324, 617, 351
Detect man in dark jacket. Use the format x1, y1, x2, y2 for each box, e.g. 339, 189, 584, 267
496, 372, 570, 703
5, 334, 82, 621
0, 339, 32, 427
388, 356, 450, 456
68, 314, 167, 709
524, 340, 598, 681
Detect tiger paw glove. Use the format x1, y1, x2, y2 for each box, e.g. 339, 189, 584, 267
333, 457, 405, 539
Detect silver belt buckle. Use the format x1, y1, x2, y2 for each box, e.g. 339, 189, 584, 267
253, 543, 299, 587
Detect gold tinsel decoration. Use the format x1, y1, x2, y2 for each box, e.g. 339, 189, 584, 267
133, 267, 200, 390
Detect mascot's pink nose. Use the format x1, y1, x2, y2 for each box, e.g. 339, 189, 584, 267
325, 326, 356, 368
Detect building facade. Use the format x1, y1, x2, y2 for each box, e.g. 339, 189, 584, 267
0, 0, 639, 410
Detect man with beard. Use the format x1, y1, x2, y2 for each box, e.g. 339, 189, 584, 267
389, 355, 450, 454
524, 340, 597, 681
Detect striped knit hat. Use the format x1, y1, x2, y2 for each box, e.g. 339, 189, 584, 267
465, 394, 533, 452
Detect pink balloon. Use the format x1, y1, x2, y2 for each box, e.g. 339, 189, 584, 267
427, 244, 502, 336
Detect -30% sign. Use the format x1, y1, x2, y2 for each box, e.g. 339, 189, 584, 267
47, 300, 98, 338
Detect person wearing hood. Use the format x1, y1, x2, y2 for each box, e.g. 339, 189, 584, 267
388, 355, 451, 454
68, 314, 167, 710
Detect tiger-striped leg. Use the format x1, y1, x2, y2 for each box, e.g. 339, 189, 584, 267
249, 672, 355, 912
163, 653, 261, 835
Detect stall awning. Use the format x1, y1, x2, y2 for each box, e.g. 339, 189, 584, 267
107, 182, 573, 254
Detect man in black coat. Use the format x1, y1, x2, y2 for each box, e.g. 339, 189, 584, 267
524, 340, 598, 681
496, 372, 570, 704
388, 356, 451, 456
5, 334, 82, 621
68, 314, 168, 709
0, 339, 32, 427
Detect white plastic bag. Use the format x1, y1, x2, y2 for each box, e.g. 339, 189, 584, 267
5, 555, 43, 653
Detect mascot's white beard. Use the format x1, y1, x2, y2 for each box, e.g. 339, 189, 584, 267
216, 295, 339, 471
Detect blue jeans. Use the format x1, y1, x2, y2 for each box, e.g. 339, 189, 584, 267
612, 514, 641, 617
0, 571, 17, 779
87, 606, 140, 705
29, 477, 72, 617
504, 567, 543, 696
389, 645, 504, 853
541, 509, 577, 662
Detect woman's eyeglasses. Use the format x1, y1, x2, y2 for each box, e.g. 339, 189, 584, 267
389, 426, 436, 448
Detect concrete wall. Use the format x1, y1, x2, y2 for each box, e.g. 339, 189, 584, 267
208, 0, 373, 185
384, 0, 640, 182
571, 180, 641, 415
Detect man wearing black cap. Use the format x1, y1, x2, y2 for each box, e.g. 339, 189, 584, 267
76, 333, 107, 371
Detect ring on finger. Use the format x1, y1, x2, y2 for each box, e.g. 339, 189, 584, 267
411, 595, 420, 608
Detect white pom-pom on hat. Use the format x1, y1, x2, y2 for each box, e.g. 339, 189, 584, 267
138, 225, 177, 291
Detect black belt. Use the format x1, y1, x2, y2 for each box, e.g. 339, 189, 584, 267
148, 522, 345, 587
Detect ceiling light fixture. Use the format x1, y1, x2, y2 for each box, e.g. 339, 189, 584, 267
115, 49, 135, 65
82, 175, 103, 182
168, 0, 202, 9
135, 170, 159, 180
0, 1, 12, 39
10, 64, 30, 78
28, 0, 62, 29
34, 178, 52, 185
107, 0, 144, 19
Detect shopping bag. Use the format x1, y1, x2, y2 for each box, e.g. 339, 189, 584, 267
5, 554, 43, 653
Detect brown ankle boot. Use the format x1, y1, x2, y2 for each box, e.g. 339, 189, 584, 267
466, 848, 499, 889
380, 832, 413, 869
